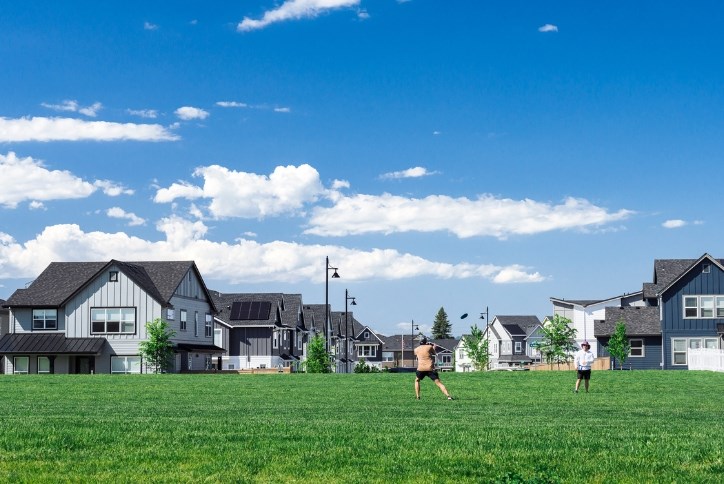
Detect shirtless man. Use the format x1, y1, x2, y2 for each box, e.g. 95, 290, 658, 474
414, 337, 453, 400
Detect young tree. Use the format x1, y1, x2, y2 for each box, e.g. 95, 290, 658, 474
139, 318, 176, 374
533, 314, 578, 368
432, 307, 452, 339
607, 320, 630, 370
461, 324, 490, 371
305, 335, 331, 373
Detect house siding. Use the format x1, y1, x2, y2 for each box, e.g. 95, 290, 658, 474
228, 327, 274, 357
597, 336, 662, 370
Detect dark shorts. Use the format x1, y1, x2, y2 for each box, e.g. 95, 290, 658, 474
416, 370, 439, 381
577, 369, 591, 380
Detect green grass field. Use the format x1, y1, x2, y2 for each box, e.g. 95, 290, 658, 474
0, 371, 722, 483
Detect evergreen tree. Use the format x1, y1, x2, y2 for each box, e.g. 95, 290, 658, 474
607, 320, 630, 370
533, 314, 578, 368
305, 335, 332, 373
139, 318, 176, 374
461, 324, 490, 371
432, 307, 452, 339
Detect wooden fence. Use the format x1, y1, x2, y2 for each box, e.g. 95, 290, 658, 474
529, 357, 610, 371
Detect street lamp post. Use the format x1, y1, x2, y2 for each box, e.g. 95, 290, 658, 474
480, 306, 490, 370
409, 320, 419, 368
345, 289, 356, 373
325, 256, 340, 355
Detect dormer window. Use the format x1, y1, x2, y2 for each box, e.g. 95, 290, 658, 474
109, 271, 119, 282
703, 263, 711, 274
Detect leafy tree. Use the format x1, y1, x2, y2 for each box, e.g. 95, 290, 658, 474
607, 320, 630, 370
305, 335, 332, 373
533, 314, 578, 368
354, 358, 381, 373
461, 324, 490, 371
432, 307, 452, 339
139, 318, 176, 374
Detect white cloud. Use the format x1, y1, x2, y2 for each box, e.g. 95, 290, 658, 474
238, 0, 360, 32
0, 117, 179, 142
493, 265, 545, 283
433, 130, 441, 135
380, 166, 437, 180
144, 21, 158, 30
175, 106, 210, 121
357, 9, 369, 20
0, 218, 544, 285
154, 164, 326, 219
106, 207, 146, 226
126, 109, 158, 119
216, 101, 248, 108
274, 107, 291, 113
662, 219, 686, 229
29, 201, 46, 210
305, 194, 633, 238
538, 24, 558, 33
41, 100, 102, 117
93, 180, 134, 197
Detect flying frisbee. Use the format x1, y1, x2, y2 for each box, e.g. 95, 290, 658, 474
460, 313, 468, 319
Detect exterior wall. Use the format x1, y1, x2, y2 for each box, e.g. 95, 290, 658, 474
660, 261, 724, 369
228, 326, 274, 357
597, 336, 662, 370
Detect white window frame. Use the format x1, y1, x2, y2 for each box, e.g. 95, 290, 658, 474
459, 349, 465, 359
700, 296, 714, 318
37, 356, 51, 374
14, 356, 29, 374
629, 339, 644, 357
514, 341, 522, 354
683, 296, 698, 318
297, 332, 303, 350
214, 328, 222, 348
167, 308, 175, 320
273, 332, 279, 349
683, 294, 724, 318
440, 354, 452, 365
180, 309, 187, 331
205, 313, 212, 337
672, 338, 687, 365
364, 331, 369, 339
194, 311, 199, 337
672, 337, 720, 365
717, 297, 724, 318
90, 307, 136, 335
357, 345, 376, 357
702, 263, 711, 273
109, 271, 119, 282
382, 351, 394, 362
32, 309, 58, 330
111, 356, 142, 374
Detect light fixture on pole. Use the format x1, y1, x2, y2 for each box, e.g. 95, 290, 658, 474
325, 256, 340, 354
480, 306, 490, 370
409, 320, 419, 368
345, 289, 356, 373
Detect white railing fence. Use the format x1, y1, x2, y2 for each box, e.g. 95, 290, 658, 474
688, 348, 724, 372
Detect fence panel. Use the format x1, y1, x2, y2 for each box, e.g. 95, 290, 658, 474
688, 348, 724, 372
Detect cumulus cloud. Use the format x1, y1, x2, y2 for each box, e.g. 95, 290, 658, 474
175, 106, 210, 121
0, 117, 179, 142
662, 219, 686, 229
493, 265, 545, 283
144, 21, 158, 30
305, 194, 633, 239
41, 100, 102, 117
0, 218, 544, 285
106, 207, 146, 226
216, 101, 248, 108
274, 107, 291, 113
380, 166, 438, 180
538, 24, 558, 33
0, 152, 134, 208
238, 0, 360, 32
154, 164, 326, 219
126, 109, 158, 119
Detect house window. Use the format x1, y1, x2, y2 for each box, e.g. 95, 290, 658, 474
111, 356, 141, 374
91, 308, 136, 334
700, 296, 714, 318
194, 312, 199, 337
441, 354, 452, 365
704, 338, 719, 349
205, 313, 212, 337
364, 331, 369, 339
180, 309, 187, 331
382, 351, 394, 362
37, 356, 51, 374
358, 345, 376, 357
459, 349, 465, 359
717, 297, 724, 318
14, 356, 29, 374
273, 332, 278, 349
672, 338, 687, 365
672, 337, 720, 365
297, 332, 303, 350
703, 263, 711, 273
514, 342, 522, 354
214, 328, 222, 348
629, 339, 644, 357
33, 309, 57, 330
683, 297, 698, 318
167, 308, 175, 320
109, 271, 118, 282
683, 295, 724, 318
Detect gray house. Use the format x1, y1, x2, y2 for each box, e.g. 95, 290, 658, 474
0, 299, 8, 374
0, 260, 222, 374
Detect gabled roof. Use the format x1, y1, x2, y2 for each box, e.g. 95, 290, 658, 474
429, 338, 459, 352
4, 260, 215, 311
381, 334, 418, 351
302, 304, 329, 334
0, 333, 106, 355
355, 325, 384, 344
280, 294, 303, 329
550, 294, 642, 308
494, 316, 541, 338
212, 292, 282, 328
597, 307, 661, 337
644, 254, 724, 298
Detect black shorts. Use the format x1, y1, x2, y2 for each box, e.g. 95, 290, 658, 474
416, 370, 439, 381
577, 369, 591, 380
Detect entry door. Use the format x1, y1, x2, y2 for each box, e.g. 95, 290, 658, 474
76, 357, 92, 374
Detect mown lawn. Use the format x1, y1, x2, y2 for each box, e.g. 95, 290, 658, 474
0, 371, 722, 483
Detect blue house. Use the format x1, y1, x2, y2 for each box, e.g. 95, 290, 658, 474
598, 254, 724, 369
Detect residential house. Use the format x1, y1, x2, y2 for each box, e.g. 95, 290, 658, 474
213, 292, 306, 371
596, 306, 661, 369
0, 260, 221, 374
550, 293, 646, 357
483, 316, 541, 369
330, 310, 364, 373
354, 325, 384, 369
380, 333, 420, 369
0, 299, 8, 374
429, 338, 458, 371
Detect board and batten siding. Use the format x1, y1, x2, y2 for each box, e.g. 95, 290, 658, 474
597, 336, 662, 370
168, 295, 214, 344
228, 327, 274, 357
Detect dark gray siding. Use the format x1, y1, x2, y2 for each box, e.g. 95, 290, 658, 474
229, 327, 273, 357
597, 336, 662, 370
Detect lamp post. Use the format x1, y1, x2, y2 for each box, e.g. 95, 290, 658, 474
345, 289, 356, 373
409, 320, 419, 368
480, 306, 490, 370
325, 256, 340, 354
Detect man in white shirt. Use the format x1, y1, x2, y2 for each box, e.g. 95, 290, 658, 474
574, 341, 595, 393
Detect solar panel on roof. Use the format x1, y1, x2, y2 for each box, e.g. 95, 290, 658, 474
229, 301, 272, 320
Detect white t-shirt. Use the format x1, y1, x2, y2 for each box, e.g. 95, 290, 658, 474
575, 349, 595, 370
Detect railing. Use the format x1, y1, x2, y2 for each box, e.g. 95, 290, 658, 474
688, 348, 724, 372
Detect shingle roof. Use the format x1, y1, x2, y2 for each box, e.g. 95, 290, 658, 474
280, 294, 303, 329
596, 307, 661, 337
497, 316, 541, 335
0, 333, 106, 354
642, 259, 698, 298
429, 338, 459, 352
211, 292, 282, 327
381, 335, 417, 351
302, 304, 329, 334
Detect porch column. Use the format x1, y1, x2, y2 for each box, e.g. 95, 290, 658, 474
49, 355, 56, 374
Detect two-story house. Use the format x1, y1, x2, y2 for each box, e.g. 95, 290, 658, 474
0, 298, 8, 374
484, 316, 540, 368
0, 260, 221, 374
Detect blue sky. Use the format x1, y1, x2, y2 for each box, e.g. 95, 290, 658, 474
1, 1, 723, 337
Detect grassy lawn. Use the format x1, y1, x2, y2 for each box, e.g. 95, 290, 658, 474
0, 371, 722, 483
